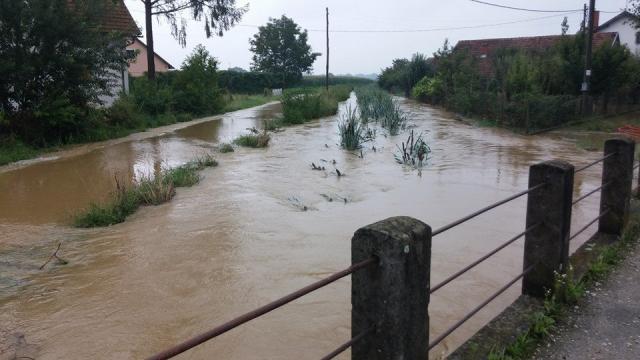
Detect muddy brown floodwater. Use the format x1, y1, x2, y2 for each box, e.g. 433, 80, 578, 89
0, 95, 609, 359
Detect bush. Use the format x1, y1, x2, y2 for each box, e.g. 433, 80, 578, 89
131, 77, 173, 116
172, 45, 224, 115
218, 70, 278, 93
281, 86, 351, 125
106, 96, 144, 128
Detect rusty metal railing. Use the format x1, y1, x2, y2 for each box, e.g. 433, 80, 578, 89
147, 257, 377, 360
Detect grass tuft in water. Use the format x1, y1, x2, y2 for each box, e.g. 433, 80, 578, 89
394, 130, 430, 168
74, 154, 218, 228
338, 106, 367, 150
233, 131, 271, 148
218, 143, 234, 153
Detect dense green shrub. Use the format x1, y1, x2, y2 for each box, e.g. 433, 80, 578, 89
172, 45, 224, 115
218, 70, 278, 93
130, 77, 173, 116
106, 96, 144, 128
281, 86, 351, 125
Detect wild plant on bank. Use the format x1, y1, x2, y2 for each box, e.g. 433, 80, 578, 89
395, 130, 430, 168
338, 106, 367, 150
218, 143, 234, 153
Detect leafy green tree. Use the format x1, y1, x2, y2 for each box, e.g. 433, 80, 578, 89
378, 53, 433, 96
141, 0, 247, 79
172, 45, 223, 115
0, 0, 130, 145
249, 16, 320, 87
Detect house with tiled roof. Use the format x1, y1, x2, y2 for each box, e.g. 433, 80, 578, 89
454, 32, 619, 77
67, 0, 140, 105
127, 39, 175, 77
598, 11, 640, 56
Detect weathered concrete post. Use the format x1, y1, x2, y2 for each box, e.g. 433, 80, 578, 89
351, 216, 431, 360
522, 161, 574, 298
599, 138, 635, 236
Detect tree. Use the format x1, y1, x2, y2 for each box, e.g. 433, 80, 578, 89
561, 16, 569, 35
172, 45, 223, 115
250, 16, 320, 87
0, 0, 130, 144
141, 0, 247, 80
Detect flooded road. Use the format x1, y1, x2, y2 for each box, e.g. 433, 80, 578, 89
1, 96, 607, 359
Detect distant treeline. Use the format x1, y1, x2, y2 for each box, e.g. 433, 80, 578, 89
218, 70, 374, 94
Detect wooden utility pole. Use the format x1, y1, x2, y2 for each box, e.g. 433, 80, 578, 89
582, 0, 595, 115
325, 7, 330, 92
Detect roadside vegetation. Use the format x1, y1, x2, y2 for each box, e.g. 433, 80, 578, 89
355, 87, 407, 135
487, 210, 640, 359
280, 85, 352, 125
74, 154, 217, 228
380, 34, 640, 133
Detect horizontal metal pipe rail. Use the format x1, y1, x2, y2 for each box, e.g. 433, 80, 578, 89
574, 152, 615, 173
319, 327, 374, 360
147, 257, 377, 360
569, 209, 610, 241
572, 181, 612, 206
428, 264, 535, 350
430, 223, 539, 294
432, 183, 546, 237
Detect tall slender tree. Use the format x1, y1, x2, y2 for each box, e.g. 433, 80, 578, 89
140, 0, 247, 79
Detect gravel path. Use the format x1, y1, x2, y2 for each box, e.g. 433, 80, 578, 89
533, 244, 640, 359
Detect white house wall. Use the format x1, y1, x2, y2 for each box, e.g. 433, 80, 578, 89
601, 18, 640, 56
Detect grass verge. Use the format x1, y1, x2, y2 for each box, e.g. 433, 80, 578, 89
487, 213, 640, 359
74, 154, 218, 228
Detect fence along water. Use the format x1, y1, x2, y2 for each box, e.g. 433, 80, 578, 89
147, 138, 636, 359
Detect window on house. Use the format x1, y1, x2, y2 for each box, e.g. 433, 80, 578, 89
636, 31, 640, 45
126, 49, 136, 59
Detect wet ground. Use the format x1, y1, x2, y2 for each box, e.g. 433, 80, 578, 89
0, 95, 610, 359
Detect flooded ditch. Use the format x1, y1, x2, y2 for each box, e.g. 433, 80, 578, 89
0, 95, 608, 359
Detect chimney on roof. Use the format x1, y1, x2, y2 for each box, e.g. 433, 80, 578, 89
592, 10, 600, 29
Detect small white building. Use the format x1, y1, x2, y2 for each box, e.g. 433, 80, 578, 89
598, 11, 640, 56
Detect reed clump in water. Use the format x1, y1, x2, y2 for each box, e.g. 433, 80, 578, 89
395, 130, 430, 168
338, 106, 367, 150
355, 86, 407, 135
74, 154, 218, 228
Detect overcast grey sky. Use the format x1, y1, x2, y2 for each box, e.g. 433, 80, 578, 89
124, 0, 630, 75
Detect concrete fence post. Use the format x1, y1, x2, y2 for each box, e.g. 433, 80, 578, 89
351, 216, 431, 360
599, 138, 635, 236
522, 160, 574, 298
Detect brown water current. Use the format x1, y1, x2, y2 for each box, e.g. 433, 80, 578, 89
0, 96, 610, 359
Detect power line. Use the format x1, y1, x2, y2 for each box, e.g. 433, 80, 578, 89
236, 12, 580, 33
469, 0, 583, 13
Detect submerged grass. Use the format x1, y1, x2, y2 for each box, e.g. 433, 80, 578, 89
354, 86, 407, 135
233, 131, 271, 148
218, 143, 234, 153
74, 154, 218, 228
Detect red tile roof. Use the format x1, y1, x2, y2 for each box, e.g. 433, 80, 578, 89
68, 0, 140, 36
454, 32, 618, 77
